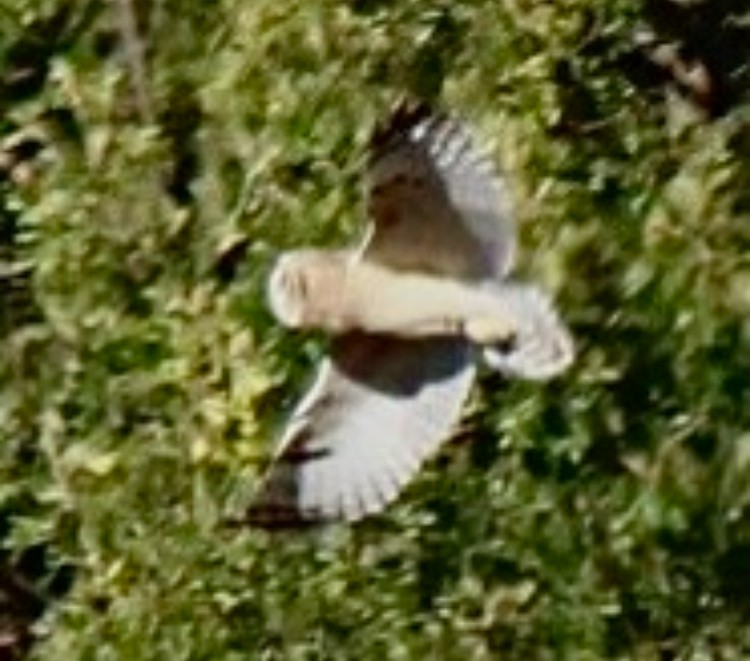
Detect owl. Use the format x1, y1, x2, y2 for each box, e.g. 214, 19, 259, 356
247, 103, 573, 527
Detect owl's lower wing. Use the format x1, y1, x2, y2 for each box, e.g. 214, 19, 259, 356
482, 283, 574, 381
247, 334, 474, 527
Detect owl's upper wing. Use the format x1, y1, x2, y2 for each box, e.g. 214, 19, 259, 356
363, 103, 515, 279
247, 334, 474, 527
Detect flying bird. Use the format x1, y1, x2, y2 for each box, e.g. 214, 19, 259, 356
248, 103, 573, 527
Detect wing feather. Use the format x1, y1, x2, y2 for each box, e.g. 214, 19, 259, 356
247, 334, 474, 526
482, 283, 574, 380
364, 102, 515, 280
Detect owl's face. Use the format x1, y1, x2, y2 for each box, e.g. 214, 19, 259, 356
267, 250, 348, 329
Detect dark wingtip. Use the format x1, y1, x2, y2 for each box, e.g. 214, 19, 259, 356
225, 506, 317, 531
237, 501, 335, 531
369, 98, 440, 154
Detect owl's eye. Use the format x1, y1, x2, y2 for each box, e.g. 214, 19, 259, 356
292, 270, 308, 302
278, 264, 306, 303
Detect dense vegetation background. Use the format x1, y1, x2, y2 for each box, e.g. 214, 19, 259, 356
1, 0, 749, 658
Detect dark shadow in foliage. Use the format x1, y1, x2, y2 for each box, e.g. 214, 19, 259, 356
355, 6, 469, 103
0, 10, 100, 649
213, 235, 251, 284
726, 122, 750, 218
716, 543, 750, 615
0, 2, 99, 339
406, 10, 465, 101
0, 540, 75, 660
0, 265, 40, 337
0, 212, 42, 337
160, 81, 203, 206
0, 129, 45, 336
415, 496, 464, 611
346, 0, 396, 16
626, 0, 750, 117
0, 1, 101, 108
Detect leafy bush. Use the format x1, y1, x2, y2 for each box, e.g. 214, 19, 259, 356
1, 0, 748, 658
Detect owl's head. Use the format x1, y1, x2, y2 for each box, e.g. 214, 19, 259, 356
267, 249, 348, 329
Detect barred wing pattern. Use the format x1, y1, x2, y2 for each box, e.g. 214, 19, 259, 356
364, 104, 516, 279
247, 335, 474, 526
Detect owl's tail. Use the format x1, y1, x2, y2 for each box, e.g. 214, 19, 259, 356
481, 283, 574, 381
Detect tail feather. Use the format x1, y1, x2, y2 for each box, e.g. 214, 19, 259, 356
482, 284, 574, 381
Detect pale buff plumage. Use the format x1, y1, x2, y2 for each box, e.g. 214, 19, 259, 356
248, 103, 574, 527
267, 249, 518, 342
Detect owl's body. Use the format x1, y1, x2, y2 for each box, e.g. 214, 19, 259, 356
268, 249, 517, 343
248, 103, 574, 526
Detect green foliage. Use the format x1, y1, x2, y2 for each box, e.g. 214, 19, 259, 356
1, 0, 749, 658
